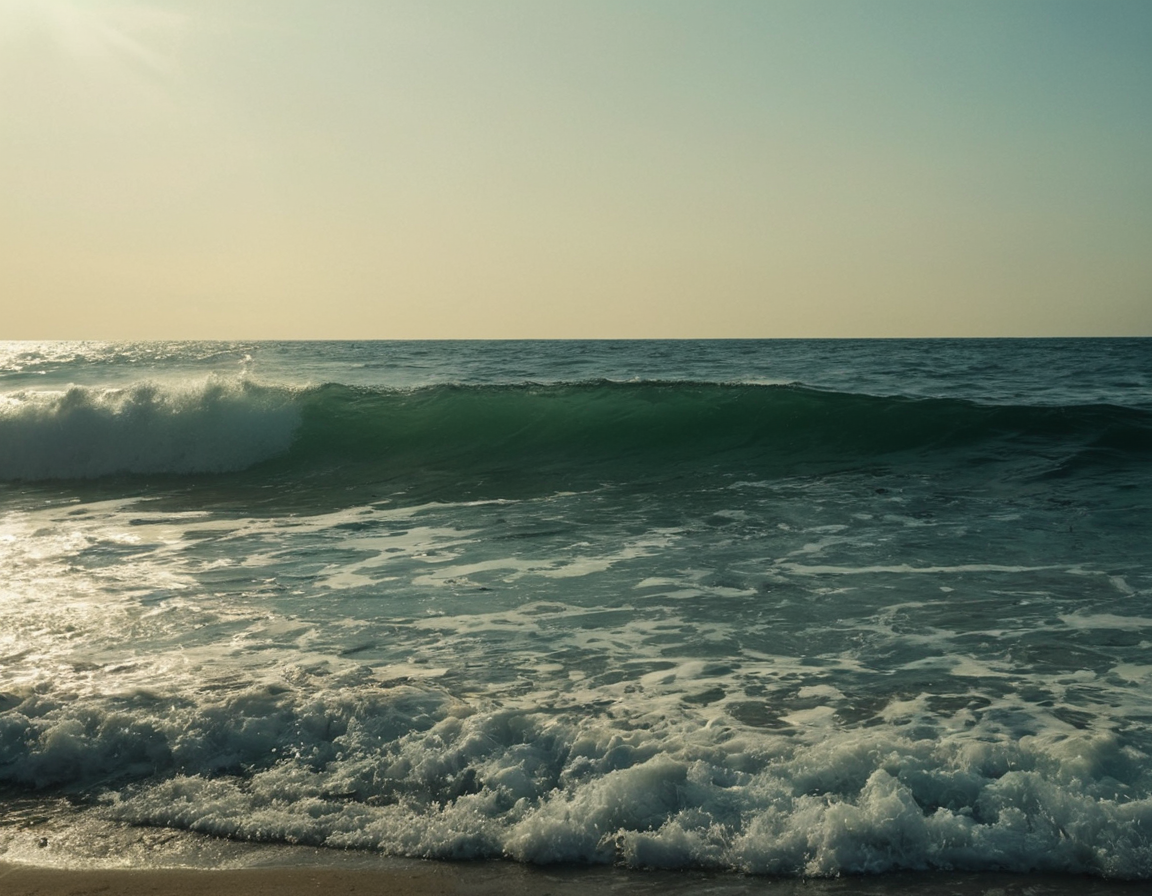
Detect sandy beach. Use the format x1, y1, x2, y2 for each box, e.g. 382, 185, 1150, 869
1, 862, 1148, 896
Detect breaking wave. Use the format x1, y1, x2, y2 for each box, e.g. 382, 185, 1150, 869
0, 379, 300, 480
2, 379, 1149, 487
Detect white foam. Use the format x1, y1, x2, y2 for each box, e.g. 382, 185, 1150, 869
7, 687, 1126, 877
4, 466, 1151, 878
0, 379, 299, 480
1060, 612, 1152, 630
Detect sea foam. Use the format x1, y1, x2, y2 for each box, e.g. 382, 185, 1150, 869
0, 379, 300, 480
4, 675, 1147, 877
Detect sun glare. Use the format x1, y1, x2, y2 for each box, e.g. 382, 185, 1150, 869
0, 0, 185, 74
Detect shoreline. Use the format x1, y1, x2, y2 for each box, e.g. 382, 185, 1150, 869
1, 861, 1148, 896
1, 811, 1148, 895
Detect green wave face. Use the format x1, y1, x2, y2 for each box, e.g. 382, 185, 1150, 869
270, 381, 1152, 499
4, 379, 1148, 505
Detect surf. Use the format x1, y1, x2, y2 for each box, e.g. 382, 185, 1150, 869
2, 378, 1150, 489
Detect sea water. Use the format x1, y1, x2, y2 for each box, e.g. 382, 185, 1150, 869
0, 339, 1150, 879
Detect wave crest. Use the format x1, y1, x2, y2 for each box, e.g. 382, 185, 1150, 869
0, 379, 300, 481
4, 378, 1149, 487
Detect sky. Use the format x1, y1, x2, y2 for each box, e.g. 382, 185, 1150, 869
1, 0, 1150, 339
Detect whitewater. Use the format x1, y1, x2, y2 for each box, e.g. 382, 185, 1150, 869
1, 339, 1150, 881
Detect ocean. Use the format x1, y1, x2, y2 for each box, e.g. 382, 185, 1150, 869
1, 339, 1150, 882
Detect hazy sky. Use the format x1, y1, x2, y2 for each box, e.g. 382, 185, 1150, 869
2, 0, 1150, 338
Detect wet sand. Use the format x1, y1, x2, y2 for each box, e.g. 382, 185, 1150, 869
1, 862, 1147, 896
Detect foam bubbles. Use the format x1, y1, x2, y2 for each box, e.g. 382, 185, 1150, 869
23, 687, 1133, 878
0, 378, 299, 480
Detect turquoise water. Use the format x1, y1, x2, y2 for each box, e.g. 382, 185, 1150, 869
1, 340, 1150, 877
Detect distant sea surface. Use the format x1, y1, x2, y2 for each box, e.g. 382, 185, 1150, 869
1, 339, 1150, 879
